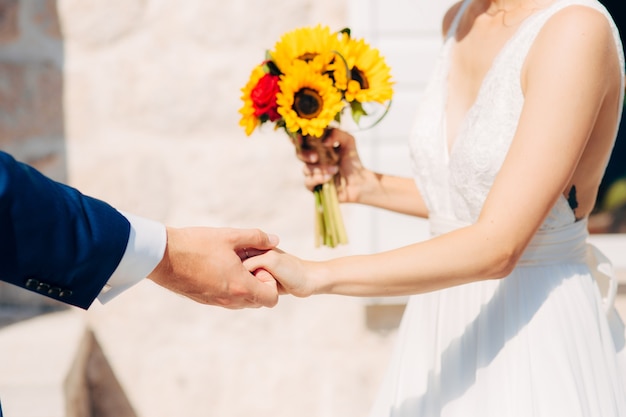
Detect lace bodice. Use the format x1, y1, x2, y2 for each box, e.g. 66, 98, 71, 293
409, 0, 624, 230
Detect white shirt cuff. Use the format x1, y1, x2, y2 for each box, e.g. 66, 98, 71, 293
97, 212, 167, 304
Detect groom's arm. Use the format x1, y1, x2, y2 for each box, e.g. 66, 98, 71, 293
0, 151, 280, 310
0, 151, 164, 309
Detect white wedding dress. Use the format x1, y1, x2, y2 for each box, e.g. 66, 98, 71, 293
368, 1, 626, 416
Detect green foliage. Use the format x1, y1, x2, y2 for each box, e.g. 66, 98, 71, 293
350, 101, 368, 124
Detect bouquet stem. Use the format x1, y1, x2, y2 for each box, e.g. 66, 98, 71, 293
293, 130, 348, 248
314, 180, 348, 248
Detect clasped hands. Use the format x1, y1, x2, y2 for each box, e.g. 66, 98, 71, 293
145, 225, 315, 309
146, 129, 358, 309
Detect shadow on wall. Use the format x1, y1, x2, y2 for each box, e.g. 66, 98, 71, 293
0, 0, 68, 322
82, 331, 138, 417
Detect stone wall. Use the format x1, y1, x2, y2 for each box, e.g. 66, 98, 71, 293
1, 1, 399, 416
59, 0, 350, 238
0, 0, 67, 311
0, 0, 64, 177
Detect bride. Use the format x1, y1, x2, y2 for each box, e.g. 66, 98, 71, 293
245, 0, 626, 415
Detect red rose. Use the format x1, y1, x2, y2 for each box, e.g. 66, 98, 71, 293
251, 73, 281, 122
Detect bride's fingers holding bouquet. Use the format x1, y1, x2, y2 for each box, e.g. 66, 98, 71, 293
297, 129, 368, 203
325, 129, 372, 204
243, 249, 319, 298
302, 164, 339, 192
295, 129, 358, 166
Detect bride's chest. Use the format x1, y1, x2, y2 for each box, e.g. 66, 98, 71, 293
409, 51, 525, 193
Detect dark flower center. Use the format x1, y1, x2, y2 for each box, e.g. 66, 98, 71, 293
351, 67, 369, 89
294, 88, 323, 119
299, 52, 318, 62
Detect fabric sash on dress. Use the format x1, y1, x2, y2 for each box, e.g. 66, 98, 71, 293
428, 216, 618, 312
429, 215, 625, 358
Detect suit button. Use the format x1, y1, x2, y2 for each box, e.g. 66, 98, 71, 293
36, 283, 50, 293
59, 290, 73, 298
48, 287, 61, 297
25, 278, 40, 289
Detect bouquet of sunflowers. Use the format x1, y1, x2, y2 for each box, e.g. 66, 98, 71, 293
239, 25, 394, 248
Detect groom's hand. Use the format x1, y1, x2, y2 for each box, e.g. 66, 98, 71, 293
147, 227, 280, 308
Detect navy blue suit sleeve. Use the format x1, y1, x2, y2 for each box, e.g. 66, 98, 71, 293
0, 151, 131, 309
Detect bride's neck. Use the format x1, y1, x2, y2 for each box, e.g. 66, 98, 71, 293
485, 0, 553, 14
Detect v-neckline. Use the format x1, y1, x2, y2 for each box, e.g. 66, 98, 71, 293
441, 35, 502, 163
441, 4, 551, 163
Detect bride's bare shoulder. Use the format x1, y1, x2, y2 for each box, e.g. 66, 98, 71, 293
531, 4, 619, 66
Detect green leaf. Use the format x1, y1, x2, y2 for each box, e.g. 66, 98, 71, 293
262, 51, 281, 75
350, 101, 368, 125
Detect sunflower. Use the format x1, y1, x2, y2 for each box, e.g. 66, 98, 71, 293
336, 34, 394, 104
276, 60, 344, 138
270, 24, 341, 75
239, 64, 267, 136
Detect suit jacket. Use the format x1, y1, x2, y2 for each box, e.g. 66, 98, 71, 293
0, 151, 130, 309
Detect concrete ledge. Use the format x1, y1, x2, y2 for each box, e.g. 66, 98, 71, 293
0, 310, 88, 417
0, 310, 135, 417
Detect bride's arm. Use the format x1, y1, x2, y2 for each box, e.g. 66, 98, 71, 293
349, 168, 429, 217
299, 128, 429, 218
253, 7, 620, 298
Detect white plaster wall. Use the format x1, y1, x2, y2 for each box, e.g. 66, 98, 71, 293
346, 1, 455, 258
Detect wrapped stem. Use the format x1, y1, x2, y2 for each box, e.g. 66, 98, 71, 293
294, 130, 348, 248
314, 180, 348, 247
313, 188, 325, 247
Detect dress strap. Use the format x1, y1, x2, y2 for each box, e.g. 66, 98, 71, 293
446, 0, 472, 40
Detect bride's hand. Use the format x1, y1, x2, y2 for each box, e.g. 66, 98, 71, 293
295, 128, 368, 204
244, 248, 318, 298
